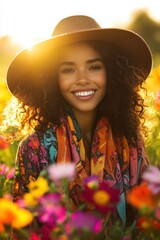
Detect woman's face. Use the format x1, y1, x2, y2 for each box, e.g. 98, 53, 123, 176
58, 42, 107, 115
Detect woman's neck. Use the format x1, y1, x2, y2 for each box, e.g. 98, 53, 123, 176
72, 108, 98, 159
73, 109, 97, 138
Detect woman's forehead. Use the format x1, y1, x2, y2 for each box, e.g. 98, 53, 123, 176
58, 42, 102, 62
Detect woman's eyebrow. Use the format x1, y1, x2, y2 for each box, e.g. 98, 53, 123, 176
59, 58, 103, 67
59, 61, 74, 67
86, 57, 103, 64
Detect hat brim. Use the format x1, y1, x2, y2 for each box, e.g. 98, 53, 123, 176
7, 28, 152, 102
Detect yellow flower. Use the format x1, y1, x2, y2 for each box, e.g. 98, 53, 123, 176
12, 208, 33, 229
28, 177, 49, 198
0, 198, 33, 229
24, 192, 39, 207
59, 235, 68, 240
141, 221, 151, 229
87, 181, 99, 189
93, 190, 110, 206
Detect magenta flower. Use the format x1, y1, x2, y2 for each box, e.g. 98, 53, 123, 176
84, 175, 99, 189
38, 193, 67, 225
66, 211, 102, 234
30, 232, 40, 240
48, 163, 76, 184
82, 176, 120, 215
40, 222, 54, 240
142, 165, 160, 194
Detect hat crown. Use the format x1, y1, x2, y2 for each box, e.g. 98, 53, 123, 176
52, 15, 101, 37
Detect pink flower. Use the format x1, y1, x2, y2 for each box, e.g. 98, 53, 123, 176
0, 164, 9, 175
142, 165, 160, 194
155, 90, 160, 109
48, 163, 76, 184
6, 167, 15, 179
16, 199, 27, 208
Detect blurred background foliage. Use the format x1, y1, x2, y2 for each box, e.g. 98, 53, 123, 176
0, 10, 160, 166
126, 11, 160, 165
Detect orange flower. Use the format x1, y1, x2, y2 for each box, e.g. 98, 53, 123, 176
0, 136, 9, 149
137, 217, 160, 231
59, 235, 68, 240
0, 198, 33, 229
137, 217, 151, 230
127, 183, 156, 210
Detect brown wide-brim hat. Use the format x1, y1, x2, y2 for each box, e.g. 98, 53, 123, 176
7, 15, 152, 105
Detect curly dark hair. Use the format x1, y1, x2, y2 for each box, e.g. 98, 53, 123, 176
13, 40, 147, 145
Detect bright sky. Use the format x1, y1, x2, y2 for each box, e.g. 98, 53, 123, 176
0, 0, 160, 47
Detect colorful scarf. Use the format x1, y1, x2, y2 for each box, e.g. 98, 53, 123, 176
53, 110, 147, 224
57, 111, 129, 186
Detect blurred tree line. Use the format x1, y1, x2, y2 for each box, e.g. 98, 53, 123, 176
126, 10, 160, 67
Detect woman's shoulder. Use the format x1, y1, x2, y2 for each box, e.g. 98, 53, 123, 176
19, 127, 57, 149
18, 131, 42, 151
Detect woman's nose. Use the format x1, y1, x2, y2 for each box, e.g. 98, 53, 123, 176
76, 71, 90, 85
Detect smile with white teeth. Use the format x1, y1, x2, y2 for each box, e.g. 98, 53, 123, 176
74, 90, 95, 97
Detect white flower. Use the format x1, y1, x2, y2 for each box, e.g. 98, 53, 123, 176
48, 163, 76, 183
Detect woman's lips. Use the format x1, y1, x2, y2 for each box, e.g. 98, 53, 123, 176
73, 90, 96, 98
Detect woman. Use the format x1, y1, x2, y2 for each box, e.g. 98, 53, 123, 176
6, 15, 152, 235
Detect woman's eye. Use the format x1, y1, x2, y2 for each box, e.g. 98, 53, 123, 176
61, 68, 74, 73
89, 65, 103, 71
